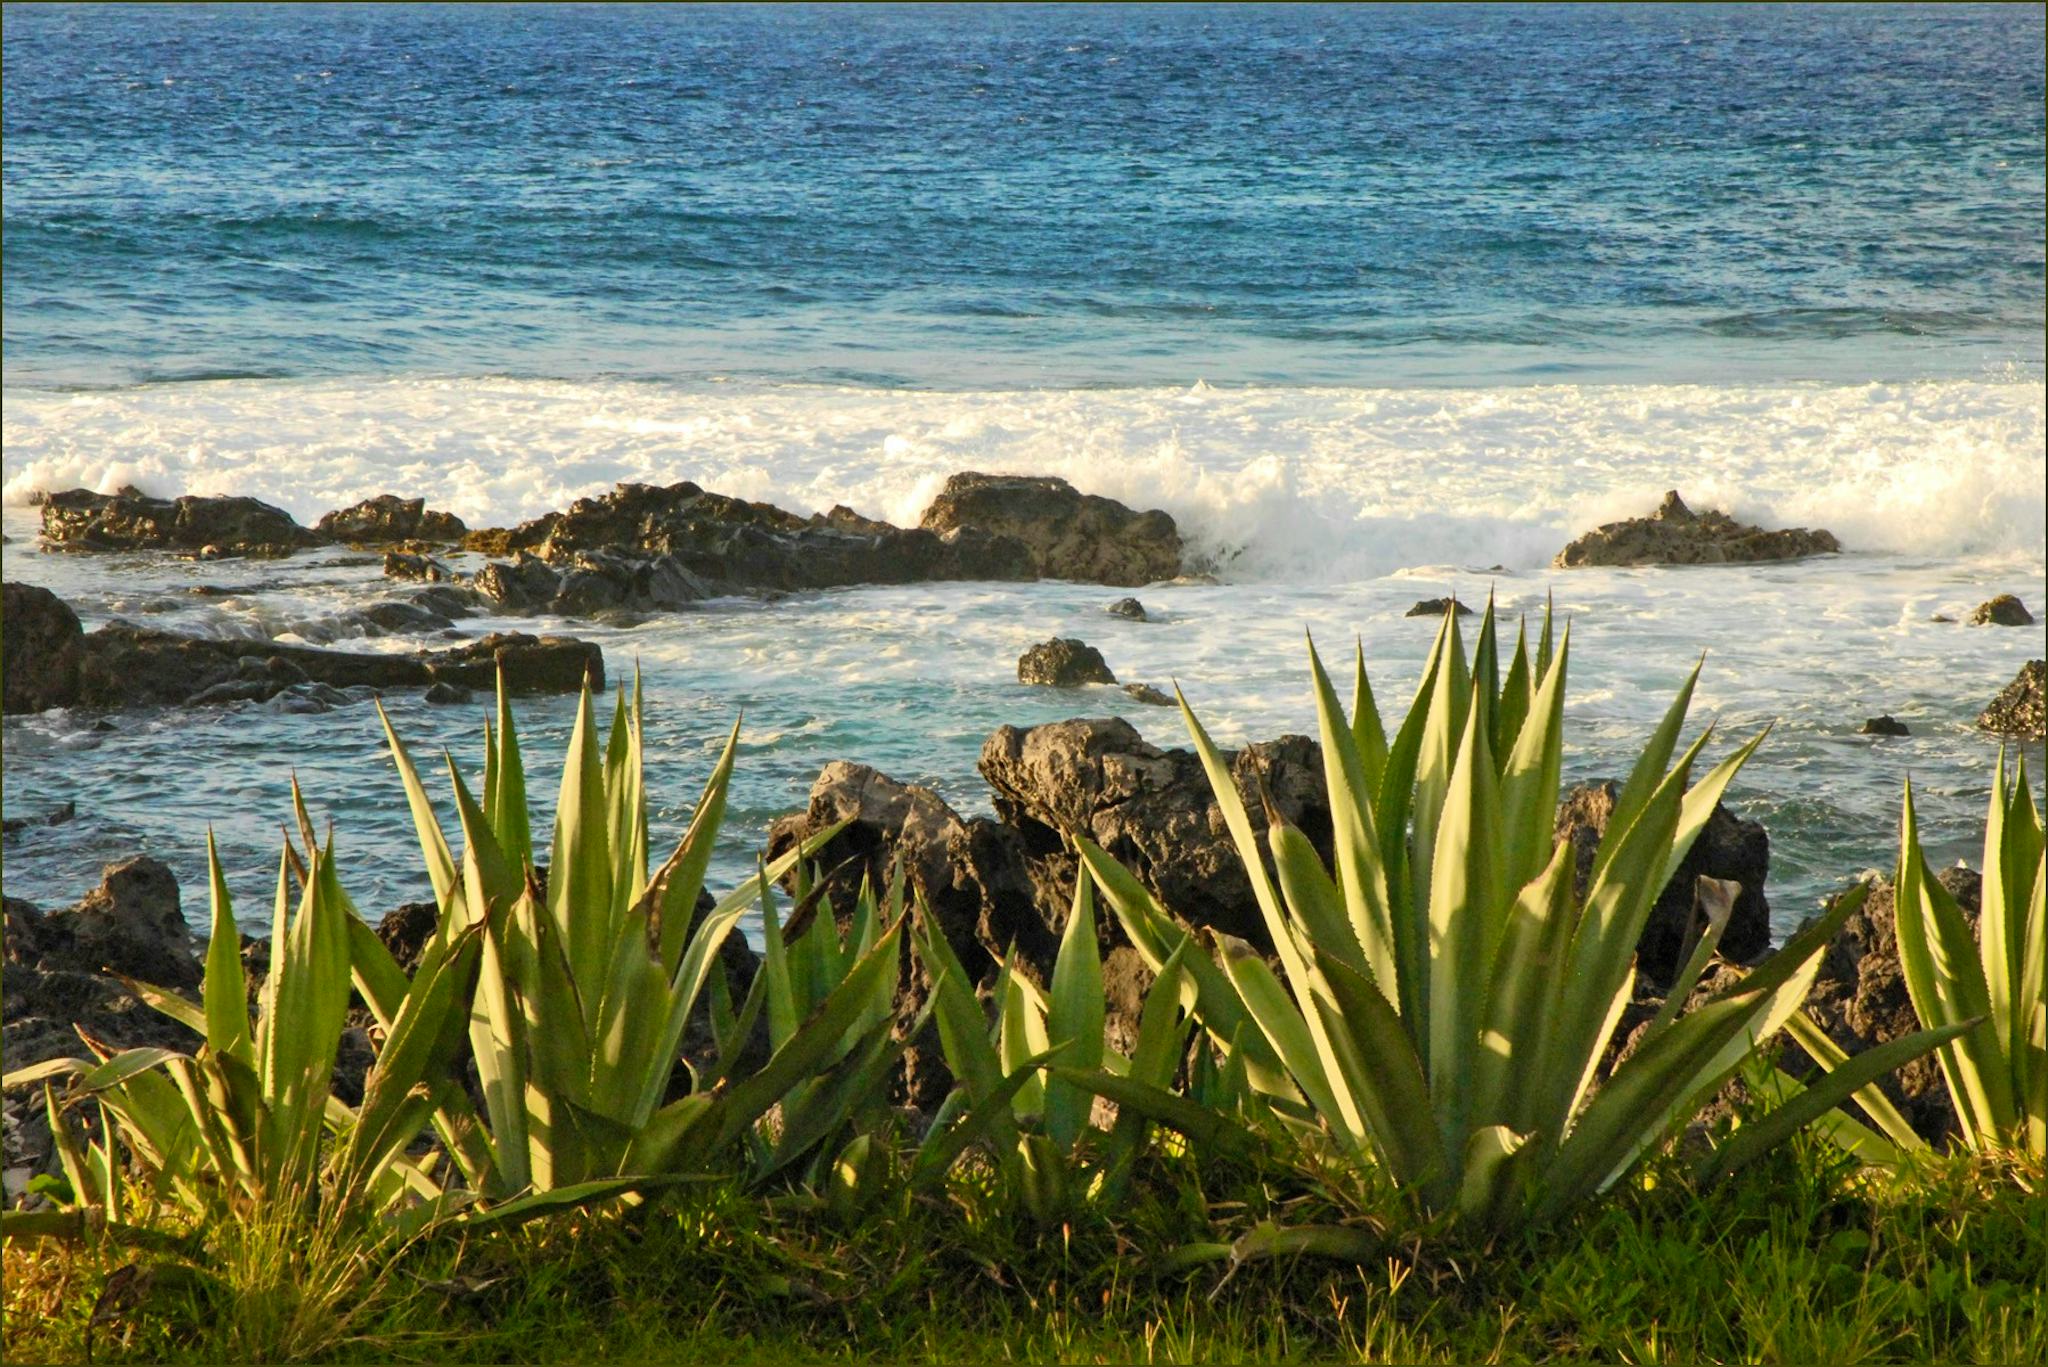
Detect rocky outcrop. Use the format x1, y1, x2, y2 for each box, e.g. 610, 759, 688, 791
1977, 661, 2045, 741
39, 487, 320, 557
1018, 639, 1117, 687
1106, 598, 1150, 622
1, 590, 604, 713
1968, 594, 2034, 627
1860, 715, 1910, 737
918, 473, 1182, 586
384, 550, 457, 583
468, 548, 714, 617
1795, 869, 1981, 1143
1553, 491, 1841, 568
1554, 780, 1772, 988
1406, 597, 1473, 618
2, 583, 84, 714
472, 481, 1035, 595
315, 495, 467, 545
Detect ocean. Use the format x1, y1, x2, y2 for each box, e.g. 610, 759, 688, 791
3, 3, 2043, 932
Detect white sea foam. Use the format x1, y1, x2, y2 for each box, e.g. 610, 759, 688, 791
4, 376, 2042, 581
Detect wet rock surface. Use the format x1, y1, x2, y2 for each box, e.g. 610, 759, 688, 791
1106, 597, 1150, 621
1, 587, 605, 713
1859, 715, 1910, 737
38, 487, 321, 557
1968, 594, 2034, 627
1553, 490, 1842, 568
918, 472, 1183, 586
1017, 638, 1117, 687
1406, 597, 1473, 618
2, 583, 84, 714
1977, 660, 2046, 740
316, 495, 467, 546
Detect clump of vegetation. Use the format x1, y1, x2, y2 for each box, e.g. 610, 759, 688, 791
4, 622, 2041, 1363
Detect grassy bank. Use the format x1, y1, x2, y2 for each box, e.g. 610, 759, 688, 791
7, 1135, 2041, 1364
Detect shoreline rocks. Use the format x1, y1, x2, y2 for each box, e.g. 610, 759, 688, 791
38, 487, 320, 558
1968, 594, 2034, 627
1, 583, 603, 713
1553, 491, 1842, 568
1018, 638, 1117, 687
919, 473, 1182, 586
1977, 660, 2045, 740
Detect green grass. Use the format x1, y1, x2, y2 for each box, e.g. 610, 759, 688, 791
8, 1135, 2042, 1365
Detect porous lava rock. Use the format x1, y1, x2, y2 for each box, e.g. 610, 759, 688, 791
1553, 490, 1841, 568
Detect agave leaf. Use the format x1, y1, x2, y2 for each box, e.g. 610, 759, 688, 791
1495, 618, 1532, 765
2, 1057, 88, 1091
1044, 875, 1107, 1150
1307, 639, 1396, 987
1593, 657, 1700, 882
1496, 620, 1570, 894
1050, 1068, 1261, 1164
1697, 1019, 1976, 1186
1470, 840, 1577, 1135
490, 667, 532, 870
1307, 948, 1447, 1186
200, 831, 252, 1063
1640, 876, 1739, 1044
1649, 725, 1771, 901
1226, 1220, 1383, 1268
1426, 699, 1506, 1145
376, 700, 459, 912
1215, 934, 1358, 1143
1350, 641, 1390, 796
1785, 1008, 1926, 1153
1456, 1124, 1528, 1227
1406, 607, 1473, 1033
1765, 1066, 1915, 1168
912, 1044, 1076, 1187
1470, 595, 1501, 766
550, 684, 618, 1012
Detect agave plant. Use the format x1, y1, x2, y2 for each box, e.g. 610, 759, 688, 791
1788, 752, 2044, 1161
374, 672, 901, 1196
7, 817, 483, 1229
1076, 603, 1966, 1227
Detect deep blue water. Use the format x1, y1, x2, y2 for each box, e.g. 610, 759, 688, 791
5, 2, 2043, 389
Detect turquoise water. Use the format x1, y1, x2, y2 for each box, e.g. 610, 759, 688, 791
3, 5, 2043, 933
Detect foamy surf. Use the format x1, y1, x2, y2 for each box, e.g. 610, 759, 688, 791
5, 376, 2041, 582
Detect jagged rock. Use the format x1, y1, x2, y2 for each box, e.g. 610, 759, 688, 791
384, 550, 456, 583
316, 495, 467, 545
2, 583, 83, 713
1860, 715, 1910, 737
1406, 597, 1473, 618
1106, 597, 1150, 621
1554, 780, 1772, 988
919, 472, 1182, 586
38, 486, 319, 556
979, 718, 1332, 948
1122, 683, 1175, 706
476, 481, 1034, 595
1795, 869, 1981, 1143
471, 553, 564, 612
1553, 490, 1842, 568
423, 682, 473, 705
1968, 594, 2034, 627
374, 901, 442, 976
1978, 661, 2046, 740
1018, 639, 1117, 687
550, 548, 712, 616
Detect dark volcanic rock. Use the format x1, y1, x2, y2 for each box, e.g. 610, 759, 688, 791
39, 486, 319, 557
316, 495, 467, 545
1018, 638, 1117, 687
1797, 869, 1982, 1143
2, 583, 84, 713
1977, 660, 2046, 741
2, 802, 76, 837
1553, 490, 1841, 568
919, 472, 1182, 586
476, 481, 1034, 594
384, 550, 456, 583
1406, 597, 1474, 618
1122, 683, 1175, 707
50, 620, 601, 711
1860, 715, 1911, 737
979, 717, 1332, 948
1106, 597, 1150, 622
1968, 594, 2034, 627
1553, 780, 1772, 989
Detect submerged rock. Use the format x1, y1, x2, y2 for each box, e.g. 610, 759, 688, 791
919, 472, 1182, 586
0, 588, 604, 713
1017, 639, 1117, 687
1122, 683, 1175, 706
1553, 490, 1841, 568
1968, 594, 2035, 627
1, 583, 84, 714
316, 495, 467, 545
1405, 597, 1474, 618
1106, 597, 1150, 622
1860, 715, 1911, 737
38, 487, 319, 557
1977, 660, 2046, 740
